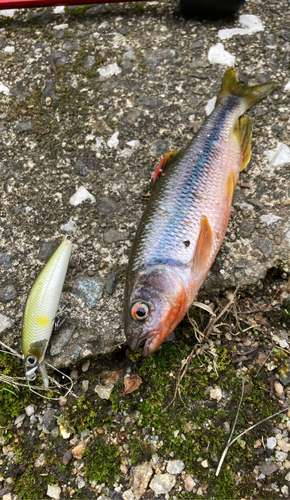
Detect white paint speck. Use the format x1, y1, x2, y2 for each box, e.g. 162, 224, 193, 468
0, 9, 17, 17
60, 219, 77, 235
53, 6, 65, 13
53, 23, 68, 30
0, 313, 13, 333
127, 140, 140, 148
265, 142, 290, 168
208, 43, 235, 66
260, 214, 282, 225
4, 46, 15, 54
70, 186, 96, 206
98, 63, 122, 78
107, 131, 119, 149
205, 96, 217, 116
218, 14, 264, 40
0, 82, 10, 95
285, 80, 290, 92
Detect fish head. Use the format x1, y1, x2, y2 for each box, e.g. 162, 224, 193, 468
23, 339, 47, 381
125, 265, 187, 356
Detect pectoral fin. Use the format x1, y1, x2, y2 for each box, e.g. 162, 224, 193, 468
234, 116, 252, 171
153, 151, 180, 184
192, 215, 213, 278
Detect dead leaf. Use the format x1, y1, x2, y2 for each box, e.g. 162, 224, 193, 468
119, 374, 142, 396
254, 314, 270, 327
100, 369, 124, 385
231, 345, 262, 364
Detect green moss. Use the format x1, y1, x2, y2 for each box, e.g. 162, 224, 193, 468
84, 436, 121, 485
65, 4, 95, 16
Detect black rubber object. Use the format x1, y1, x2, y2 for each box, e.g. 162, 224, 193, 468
179, 0, 245, 17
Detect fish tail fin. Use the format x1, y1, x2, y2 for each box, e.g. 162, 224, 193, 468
216, 68, 277, 110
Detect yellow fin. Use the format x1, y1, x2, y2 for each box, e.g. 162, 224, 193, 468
216, 68, 277, 110
193, 215, 213, 277
234, 116, 252, 171
227, 170, 236, 206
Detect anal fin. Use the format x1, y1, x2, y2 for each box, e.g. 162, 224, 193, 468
192, 215, 213, 278
227, 170, 236, 206
234, 115, 252, 171
153, 151, 180, 184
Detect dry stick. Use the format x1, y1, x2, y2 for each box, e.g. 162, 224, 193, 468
0, 341, 22, 359
216, 404, 290, 476
205, 286, 240, 338
216, 377, 245, 477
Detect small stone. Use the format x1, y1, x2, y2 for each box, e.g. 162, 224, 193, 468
284, 459, 290, 469
16, 121, 32, 132
25, 405, 35, 417
274, 381, 284, 397
0, 313, 13, 333
82, 380, 89, 392
45, 96, 52, 106
184, 474, 196, 492
282, 485, 289, 496
208, 386, 222, 401
34, 453, 46, 468
276, 450, 288, 462
59, 397, 67, 407
47, 484, 61, 500
0, 285, 17, 302
120, 464, 128, 474
95, 383, 114, 400
149, 473, 176, 494
122, 490, 134, 500
201, 459, 208, 468
82, 361, 90, 372
63, 449, 73, 465
84, 55, 95, 68
278, 440, 290, 453
166, 460, 185, 474
69, 186, 95, 206
132, 461, 153, 500
14, 414, 25, 426
286, 472, 290, 481
43, 409, 56, 432
267, 437, 277, 450
72, 441, 87, 459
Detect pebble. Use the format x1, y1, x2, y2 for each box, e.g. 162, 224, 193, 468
201, 459, 209, 468
14, 414, 25, 426
184, 475, 196, 492
0, 285, 17, 302
82, 380, 89, 392
285, 472, 290, 481
0, 313, 13, 333
278, 440, 290, 453
149, 473, 176, 494
43, 409, 56, 432
60, 424, 70, 439
63, 450, 73, 465
25, 405, 35, 417
95, 383, 114, 400
284, 459, 290, 469
59, 397, 67, 407
208, 386, 222, 401
82, 361, 90, 372
274, 381, 284, 397
276, 451, 288, 462
47, 484, 61, 500
72, 441, 87, 459
131, 461, 153, 500
120, 464, 128, 474
34, 453, 46, 468
260, 462, 279, 476
166, 460, 185, 474
267, 437, 277, 450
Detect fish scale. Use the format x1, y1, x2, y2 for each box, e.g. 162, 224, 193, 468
125, 68, 277, 356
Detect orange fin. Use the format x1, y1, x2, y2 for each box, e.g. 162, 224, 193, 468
234, 116, 252, 171
227, 170, 236, 206
192, 215, 213, 277
153, 151, 180, 184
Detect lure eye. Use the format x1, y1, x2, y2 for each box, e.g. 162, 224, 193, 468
26, 355, 37, 367
131, 302, 149, 322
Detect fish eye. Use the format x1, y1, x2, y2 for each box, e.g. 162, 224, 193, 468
26, 355, 37, 367
131, 302, 149, 322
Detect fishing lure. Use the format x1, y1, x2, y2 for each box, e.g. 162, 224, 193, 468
22, 240, 72, 387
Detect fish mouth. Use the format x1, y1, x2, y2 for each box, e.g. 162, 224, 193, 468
127, 330, 159, 353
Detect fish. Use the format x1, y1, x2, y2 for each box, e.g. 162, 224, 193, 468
124, 68, 277, 356
22, 239, 72, 387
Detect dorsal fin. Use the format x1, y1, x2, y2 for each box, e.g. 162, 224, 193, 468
233, 115, 252, 171
153, 151, 180, 184
192, 215, 213, 278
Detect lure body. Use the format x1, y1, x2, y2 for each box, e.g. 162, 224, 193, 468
22, 240, 72, 386
124, 69, 277, 356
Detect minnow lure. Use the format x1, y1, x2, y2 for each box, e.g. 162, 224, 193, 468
124, 68, 277, 356
22, 240, 72, 387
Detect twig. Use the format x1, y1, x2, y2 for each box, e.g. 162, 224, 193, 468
216, 405, 290, 476
216, 377, 245, 476
50, 57, 58, 78
204, 286, 240, 338
0, 341, 22, 359
162, 348, 196, 412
